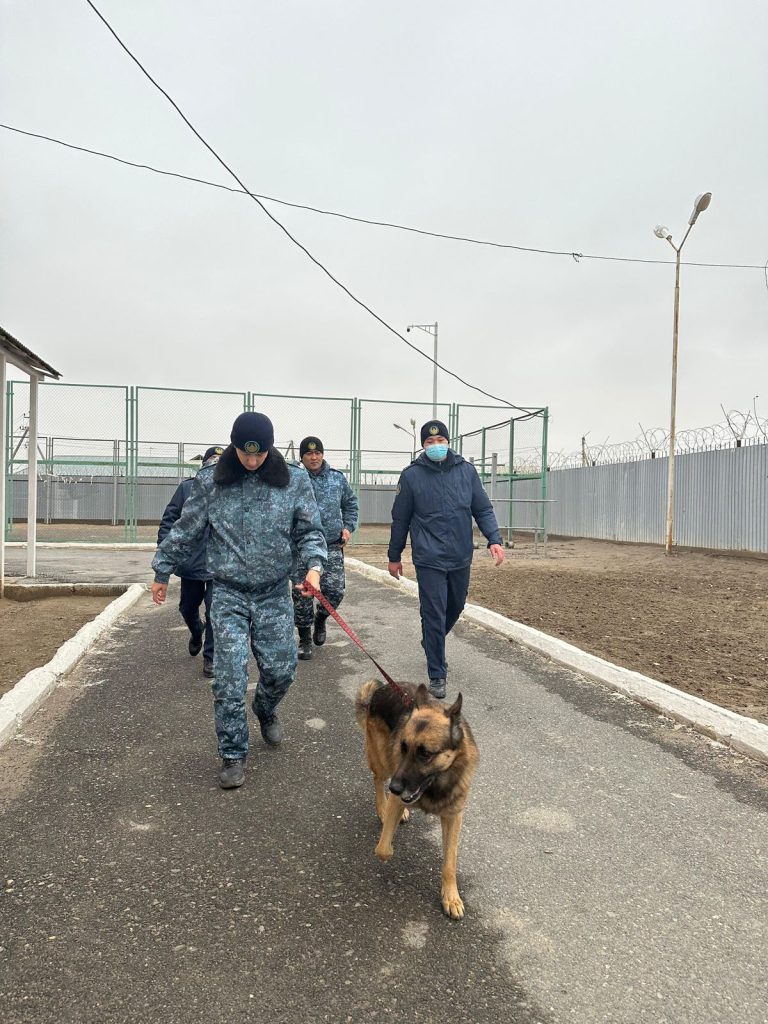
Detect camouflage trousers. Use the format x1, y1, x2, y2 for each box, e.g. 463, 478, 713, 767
292, 547, 345, 628
210, 579, 297, 760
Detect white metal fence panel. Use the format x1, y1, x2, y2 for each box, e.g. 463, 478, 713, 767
513, 443, 768, 553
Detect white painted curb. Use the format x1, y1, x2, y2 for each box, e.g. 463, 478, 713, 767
7, 542, 156, 550
346, 557, 768, 767
0, 583, 147, 749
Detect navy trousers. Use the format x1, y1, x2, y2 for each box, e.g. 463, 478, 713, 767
178, 578, 214, 661
414, 565, 471, 682
211, 580, 297, 760
292, 547, 345, 628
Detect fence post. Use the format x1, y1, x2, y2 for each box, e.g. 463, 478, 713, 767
5, 380, 14, 540
507, 417, 515, 545
540, 408, 549, 546
124, 386, 138, 543
45, 436, 53, 525
112, 439, 119, 526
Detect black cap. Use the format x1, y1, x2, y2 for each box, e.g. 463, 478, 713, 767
420, 419, 450, 446
230, 412, 274, 454
203, 445, 225, 463
300, 436, 324, 458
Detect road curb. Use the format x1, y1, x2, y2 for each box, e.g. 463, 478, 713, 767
346, 557, 768, 767
6, 542, 156, 550
0, 583, 147, 750
4, 583, 131, 601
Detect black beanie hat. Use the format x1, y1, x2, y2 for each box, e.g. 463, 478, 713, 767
203, 445, 225, 463
300, 436, 324, 458
230, 412, 274, 454
420, 419, 450, 446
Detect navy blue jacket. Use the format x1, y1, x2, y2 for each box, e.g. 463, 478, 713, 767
387, 450, 503, 571
157, 476, 211, 581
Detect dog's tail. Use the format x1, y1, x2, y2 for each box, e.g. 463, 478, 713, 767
354, 680, 382, 729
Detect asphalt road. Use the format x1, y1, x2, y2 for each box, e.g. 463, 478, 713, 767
1, 569, 766, 1023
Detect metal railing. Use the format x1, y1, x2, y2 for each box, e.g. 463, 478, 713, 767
4, 381, 547, 544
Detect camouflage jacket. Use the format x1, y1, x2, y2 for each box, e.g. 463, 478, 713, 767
306, 461, 359, 546
152, 447, 327, 590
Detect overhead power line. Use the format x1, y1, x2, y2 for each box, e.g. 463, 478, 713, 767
81, 0, 536, 413
2, 120, 765, 274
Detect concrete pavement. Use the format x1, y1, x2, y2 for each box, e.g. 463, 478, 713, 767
0, 565, 767, 1023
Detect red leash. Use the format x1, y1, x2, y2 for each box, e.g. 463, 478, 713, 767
302, 582, 413, 708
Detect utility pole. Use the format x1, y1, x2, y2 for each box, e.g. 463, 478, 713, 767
406, 322, 438, 417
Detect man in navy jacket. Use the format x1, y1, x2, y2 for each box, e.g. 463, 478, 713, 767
387, 419, 505, 699
157, 445, 223, 678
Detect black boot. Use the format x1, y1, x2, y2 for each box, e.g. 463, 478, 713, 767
298, 627, 313, 660
313, 611, 328, 646
219, 758, 246, 789
428, 678, 447, 700
258, 713, 284, 747
188, 630, 203, 656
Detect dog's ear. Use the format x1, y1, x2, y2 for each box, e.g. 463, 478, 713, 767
446, 692, 462, 717
414, 683, 431, 708
446, 693, 464, 747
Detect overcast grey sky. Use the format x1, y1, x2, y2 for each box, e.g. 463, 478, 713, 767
2, 0, 766, 458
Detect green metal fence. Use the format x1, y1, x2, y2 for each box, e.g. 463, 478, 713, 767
456, 408, 549, 544
4, 381, 547, 544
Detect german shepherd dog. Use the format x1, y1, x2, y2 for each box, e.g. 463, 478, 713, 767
355, 680, 479, 919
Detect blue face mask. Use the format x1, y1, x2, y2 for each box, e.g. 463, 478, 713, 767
425, 443, 449, 462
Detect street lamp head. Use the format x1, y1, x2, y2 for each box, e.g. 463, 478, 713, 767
654, 225, 672, 241
688, 191, 712, 226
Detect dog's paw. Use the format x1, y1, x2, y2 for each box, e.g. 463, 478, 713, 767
375, 842, 394, 862
400, 807, 410, 823
441, 888, 465, 920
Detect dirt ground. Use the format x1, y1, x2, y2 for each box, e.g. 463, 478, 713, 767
3, 526, 767, 727
0, 596, 113, 697
355, 536, 768, 725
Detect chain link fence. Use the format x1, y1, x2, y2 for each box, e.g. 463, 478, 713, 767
455, 409, 550, 546
4, 381, 547, 546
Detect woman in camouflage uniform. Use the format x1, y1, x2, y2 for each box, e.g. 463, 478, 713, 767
152, 413, 327, 789
292, 436, 359, 661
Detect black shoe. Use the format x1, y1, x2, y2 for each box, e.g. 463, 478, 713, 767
258, 713, 284, 747
203, 657, 215, 678
428, 678, 447, 700
298, 627, 313, 661
313, 612, 328, 646
219, 758, 246, 789
188, 632, 203, 657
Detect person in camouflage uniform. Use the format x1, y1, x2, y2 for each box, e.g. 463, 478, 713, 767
152, 412, 327, 790
291, 436, 359, 660
156, 444, 224, 680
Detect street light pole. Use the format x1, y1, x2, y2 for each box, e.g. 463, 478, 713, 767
393, 419, 417, 459
406, 322, 439, 417
654, 191, 711, 556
